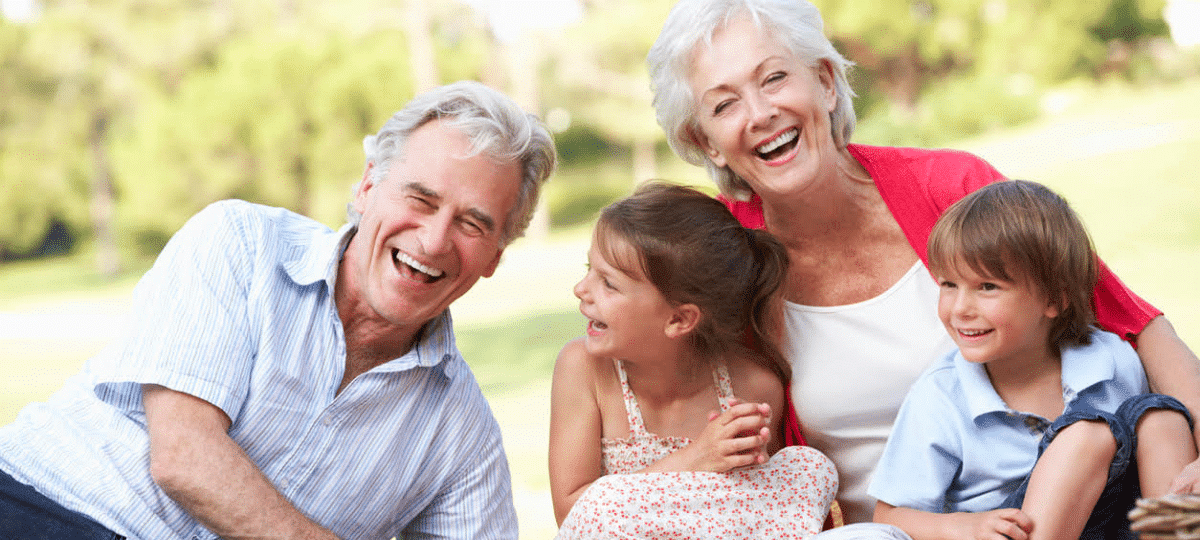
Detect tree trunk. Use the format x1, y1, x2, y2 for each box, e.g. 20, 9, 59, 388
89, 113, 120, 278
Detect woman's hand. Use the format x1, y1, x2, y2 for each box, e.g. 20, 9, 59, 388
657, 398, 772, 473
1169, 458, 1200, 494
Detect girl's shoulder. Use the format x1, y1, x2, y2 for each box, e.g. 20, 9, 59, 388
724, 354, 786, 406
554, 338, 620, 388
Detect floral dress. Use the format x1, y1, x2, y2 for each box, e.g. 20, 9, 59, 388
556, 360, 839, 540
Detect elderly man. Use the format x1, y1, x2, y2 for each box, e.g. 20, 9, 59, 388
0, 81, 556, 539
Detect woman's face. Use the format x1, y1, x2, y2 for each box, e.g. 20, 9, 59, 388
687, 15, 838, 198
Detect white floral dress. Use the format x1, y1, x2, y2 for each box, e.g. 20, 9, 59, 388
557, 359, 839, 540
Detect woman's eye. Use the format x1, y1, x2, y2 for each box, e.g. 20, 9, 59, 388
765, 71, 786, 84
713, 99, 733, 115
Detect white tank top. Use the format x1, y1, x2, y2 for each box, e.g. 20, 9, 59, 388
784, 261, 955, 524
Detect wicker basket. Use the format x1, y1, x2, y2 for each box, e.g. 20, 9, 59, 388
1129, 494, 1200, 539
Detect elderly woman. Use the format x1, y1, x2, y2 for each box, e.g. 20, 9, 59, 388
647, 0, 1200, 525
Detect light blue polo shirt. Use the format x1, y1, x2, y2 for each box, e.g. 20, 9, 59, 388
868, 329, 1148, 513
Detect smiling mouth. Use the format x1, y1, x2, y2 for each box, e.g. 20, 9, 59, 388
755, 129, 798, 161
393, 249, 445, 284
958, 328, 992, 338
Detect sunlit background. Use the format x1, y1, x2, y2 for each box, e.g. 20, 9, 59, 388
2, 0, 1199, 538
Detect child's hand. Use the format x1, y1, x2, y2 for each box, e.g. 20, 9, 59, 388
681, 398, 771, 473
961, 508, 1033, 540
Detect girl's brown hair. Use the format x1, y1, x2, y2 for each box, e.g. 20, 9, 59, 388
595, 182, 791, 382
927, 180, 1099, 350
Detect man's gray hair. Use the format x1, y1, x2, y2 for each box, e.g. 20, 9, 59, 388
348, 80, 557, 246
647, 0, 855, 200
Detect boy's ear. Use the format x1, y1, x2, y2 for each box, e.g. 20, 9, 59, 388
1045, 296, 1063, 319
665, 303, 702, 339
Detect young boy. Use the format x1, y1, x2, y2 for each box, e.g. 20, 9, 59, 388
868, 180, 1198, 540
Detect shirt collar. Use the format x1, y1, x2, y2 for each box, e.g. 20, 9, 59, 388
955, 352, 1010, 419
957, 328, 1116, 419
282, 222, 355, 288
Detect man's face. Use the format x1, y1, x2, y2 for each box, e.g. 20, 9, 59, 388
342, 118, 522, 333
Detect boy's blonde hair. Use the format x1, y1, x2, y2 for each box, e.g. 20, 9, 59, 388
927, 180, 1099, 350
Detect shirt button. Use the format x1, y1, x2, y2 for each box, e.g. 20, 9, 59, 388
279, 478, 290, 490
323, 416, 332, 426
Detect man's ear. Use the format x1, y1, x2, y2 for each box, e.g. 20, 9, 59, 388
353, 162, 376, 215
665, 303, 702, 339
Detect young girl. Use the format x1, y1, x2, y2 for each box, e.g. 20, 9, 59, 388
548, 182, 840, 538
870, 180, 1198, 540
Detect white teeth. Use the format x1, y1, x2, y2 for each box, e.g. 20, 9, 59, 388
960, 329, 988, 336
394, 250, 444, 278
756, 129, 797, 154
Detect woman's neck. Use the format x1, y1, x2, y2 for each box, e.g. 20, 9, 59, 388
759, 147, 879, 245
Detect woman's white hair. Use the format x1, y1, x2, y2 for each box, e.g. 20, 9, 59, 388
647, 0, 856, 200
348, 80, 557, 246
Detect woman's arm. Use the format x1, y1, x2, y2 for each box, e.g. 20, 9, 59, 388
874, 501, 1032, 540
1136, 316, 1200, 492
548, 339, 606, 525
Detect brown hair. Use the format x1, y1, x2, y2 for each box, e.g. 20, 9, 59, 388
927, 180, 1098, 350
595, 182, 791, 382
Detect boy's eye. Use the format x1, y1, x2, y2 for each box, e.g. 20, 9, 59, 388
980, 282, 1000, 291
938, 279, 956, 289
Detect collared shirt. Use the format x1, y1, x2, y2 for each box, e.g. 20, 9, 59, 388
868, 329, 1148, 513
0, 200, 517, 540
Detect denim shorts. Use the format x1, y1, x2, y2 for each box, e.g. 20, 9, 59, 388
1001, 393, 1192, 540
0, 468, 124, 540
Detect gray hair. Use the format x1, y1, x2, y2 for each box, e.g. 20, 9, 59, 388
348, 80, 557, 246
647, 0, 856, 200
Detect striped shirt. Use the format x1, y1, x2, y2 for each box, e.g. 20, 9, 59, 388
0, 200, 517, 539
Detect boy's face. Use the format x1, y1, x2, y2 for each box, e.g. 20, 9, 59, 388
935, 260, 1061, 368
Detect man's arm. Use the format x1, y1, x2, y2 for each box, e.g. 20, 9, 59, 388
143, 384, 340, 540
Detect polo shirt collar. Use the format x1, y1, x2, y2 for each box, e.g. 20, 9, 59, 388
957, 329, 1115, 419
283, 222, 355, 288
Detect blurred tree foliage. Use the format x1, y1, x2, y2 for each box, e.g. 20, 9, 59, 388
0, 0, 1184, 268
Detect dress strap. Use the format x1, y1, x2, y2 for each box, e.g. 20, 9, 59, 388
713, 362, 735, 412
613, 359, 649, 436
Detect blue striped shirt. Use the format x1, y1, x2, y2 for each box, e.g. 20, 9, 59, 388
0, 200, 517, 539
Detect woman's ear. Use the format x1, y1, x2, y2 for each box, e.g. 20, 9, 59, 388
816, 59, 837, 113
687, 127, 727, 168
665, 303, 702, 339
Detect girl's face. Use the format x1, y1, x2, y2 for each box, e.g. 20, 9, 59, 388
936, 260, 1060, 369
687, 15, 839, 199
573, 235, 680, 359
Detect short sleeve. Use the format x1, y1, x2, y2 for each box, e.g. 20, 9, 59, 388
868, 368, 963, 513
93, 200, 261, 422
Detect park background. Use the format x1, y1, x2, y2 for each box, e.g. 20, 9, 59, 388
1, 0, 1199, 538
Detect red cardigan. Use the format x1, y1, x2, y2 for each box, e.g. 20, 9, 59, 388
724, 143, 1161, 448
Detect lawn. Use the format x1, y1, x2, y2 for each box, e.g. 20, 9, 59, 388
1, 79, 1197, 539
